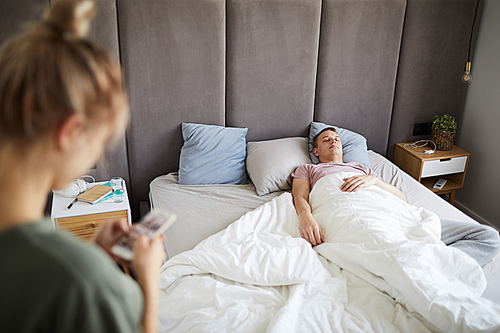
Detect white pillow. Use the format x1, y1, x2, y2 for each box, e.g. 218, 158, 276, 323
246, 137, 312, 196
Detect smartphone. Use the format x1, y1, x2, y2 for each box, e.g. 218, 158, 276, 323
111, 210, 177, 260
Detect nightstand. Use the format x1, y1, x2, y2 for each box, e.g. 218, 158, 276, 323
393, 142, 470, 205
51, 181, 132, 241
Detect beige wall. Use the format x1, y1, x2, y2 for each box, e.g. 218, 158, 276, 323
456, 0, 500, 229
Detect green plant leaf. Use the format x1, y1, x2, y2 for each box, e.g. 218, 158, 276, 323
432, 114, 457, 132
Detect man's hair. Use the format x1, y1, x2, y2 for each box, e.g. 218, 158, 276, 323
312, 127, 337, 148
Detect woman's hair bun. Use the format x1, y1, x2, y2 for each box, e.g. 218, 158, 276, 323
43, 0, 96, 40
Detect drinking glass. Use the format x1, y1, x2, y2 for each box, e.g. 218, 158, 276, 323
111, 177, 124, 203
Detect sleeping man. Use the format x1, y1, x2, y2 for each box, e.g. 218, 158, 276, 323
290, 126, 500, 330
291, 127, 500, 267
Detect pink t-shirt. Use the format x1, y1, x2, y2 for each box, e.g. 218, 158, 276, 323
291, 162, 379, 189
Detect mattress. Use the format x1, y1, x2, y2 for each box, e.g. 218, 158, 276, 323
150, 150, 500, 303
150, 175, 285, 258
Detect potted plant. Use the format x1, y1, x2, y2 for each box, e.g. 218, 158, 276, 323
430, 114, 457, 150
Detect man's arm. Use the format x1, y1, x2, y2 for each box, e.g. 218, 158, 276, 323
291, 178, 325, 246
341, 175, 407, 202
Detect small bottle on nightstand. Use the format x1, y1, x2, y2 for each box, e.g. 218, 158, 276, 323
51, 180, 131, 241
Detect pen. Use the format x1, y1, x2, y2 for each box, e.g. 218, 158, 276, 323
67, 198, 78, 210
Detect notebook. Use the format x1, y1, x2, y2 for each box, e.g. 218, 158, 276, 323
76, 184, 113, 204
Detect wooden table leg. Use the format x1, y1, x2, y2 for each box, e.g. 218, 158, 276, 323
449, 190, 456, 205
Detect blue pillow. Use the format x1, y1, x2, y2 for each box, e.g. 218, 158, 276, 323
309, 121, 371, 168
178, 123, 248, 185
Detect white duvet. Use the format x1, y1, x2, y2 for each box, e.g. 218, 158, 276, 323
158, 172, 500, 332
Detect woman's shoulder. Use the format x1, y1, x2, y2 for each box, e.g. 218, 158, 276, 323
1, 219, 140, 296
0, 219, 143, 332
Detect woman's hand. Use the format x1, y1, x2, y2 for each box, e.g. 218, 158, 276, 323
132, 235, 166, 287
341, 175, 378, 192
93, 218, 130, 265
132, 235, 166, 333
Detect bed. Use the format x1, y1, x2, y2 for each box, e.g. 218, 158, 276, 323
4, 0, 497, 331
150, 126, 500, 332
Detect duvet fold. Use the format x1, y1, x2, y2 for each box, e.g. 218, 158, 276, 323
158, 172, 500, 333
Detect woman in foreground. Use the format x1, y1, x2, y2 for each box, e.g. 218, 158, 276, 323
0, 0, 165, 332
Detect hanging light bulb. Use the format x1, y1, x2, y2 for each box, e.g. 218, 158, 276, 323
462, 0, 479, 83
462, 61, 472, 83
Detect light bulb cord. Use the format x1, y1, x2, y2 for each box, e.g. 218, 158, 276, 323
467, 0, 480, 62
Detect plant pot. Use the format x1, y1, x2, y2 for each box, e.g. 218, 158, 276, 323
430, 128, 456, 151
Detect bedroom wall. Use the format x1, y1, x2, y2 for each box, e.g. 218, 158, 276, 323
0, 0, 483, 220
455, 0, 500, 230
386, 0, 480, 161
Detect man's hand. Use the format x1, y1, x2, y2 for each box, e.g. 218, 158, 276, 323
292, 177, 325, 246
341, 175, 407, 202
93, 218, 130, 265
341, 175, 378, 192
299, 216, 325, 246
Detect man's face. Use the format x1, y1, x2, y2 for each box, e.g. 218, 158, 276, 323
313, 130, 343, 163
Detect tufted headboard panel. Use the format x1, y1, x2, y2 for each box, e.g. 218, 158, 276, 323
84, 0, 131, 186
225, 0, 321, 141
0, 0, 482, 220
117, 0, 226, 213
314, 0, 406, 155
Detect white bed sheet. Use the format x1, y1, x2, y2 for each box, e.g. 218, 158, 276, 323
150, 176, 284, 258
150, 150, 500, 303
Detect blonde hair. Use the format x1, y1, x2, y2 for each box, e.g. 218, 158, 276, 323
0, 0, 128, 144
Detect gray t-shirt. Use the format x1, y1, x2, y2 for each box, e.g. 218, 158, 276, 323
0, 218, 143, 333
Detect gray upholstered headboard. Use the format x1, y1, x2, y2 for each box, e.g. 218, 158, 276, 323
2, 0, 482, 220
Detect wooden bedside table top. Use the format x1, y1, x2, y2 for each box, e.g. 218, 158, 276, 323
395, 142, 469, 161
394, 142, 470, 206
51, 181, 130, 220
